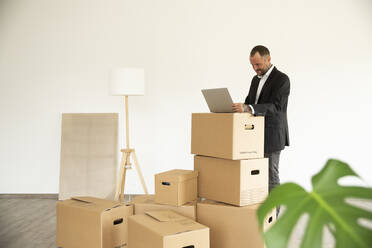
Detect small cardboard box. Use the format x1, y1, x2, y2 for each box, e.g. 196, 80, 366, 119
57, 196, 133, 248
155, 169, 198, 206
128, 210, 210, 248
132, 194, 196, 220
191, 113, 264, 160
194, 155, 268, 206
196, 200, 275, 248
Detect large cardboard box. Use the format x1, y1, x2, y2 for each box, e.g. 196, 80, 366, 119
194, 155, 268, 206
155, 169, 198, 206
196, 200, 275, 248
191, 113, 264, 160
128, 210, 210, 248
57, 197, 133, 248
132, 194, 196, 220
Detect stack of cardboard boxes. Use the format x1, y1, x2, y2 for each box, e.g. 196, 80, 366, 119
56, 112, 276, 248
129, 169, 210, 248
191, 113, 276, 248
57, 169, 210, 248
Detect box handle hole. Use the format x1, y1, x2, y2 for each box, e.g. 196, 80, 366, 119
162, 182, 171, 186
183, 246, 194, 248
245, 124, 254, 130
251, 170, 260, 175
113, 218, 123, 225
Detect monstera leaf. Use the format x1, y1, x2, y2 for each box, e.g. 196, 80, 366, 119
257, 159, 372, 248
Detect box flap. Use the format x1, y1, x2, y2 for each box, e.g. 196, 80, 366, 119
131, 194, 155, 204
71, 196, 96, 204
156, 169, 198, 183
131, 211, 207, 237
145, 210, 185, 222
68, 196, 124, 212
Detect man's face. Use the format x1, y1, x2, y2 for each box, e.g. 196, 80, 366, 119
250, 52, 271, 76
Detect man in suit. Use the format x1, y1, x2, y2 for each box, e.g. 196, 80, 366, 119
232, 45, 290, 211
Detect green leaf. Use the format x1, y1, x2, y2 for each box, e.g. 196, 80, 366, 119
257, 159, 372, 248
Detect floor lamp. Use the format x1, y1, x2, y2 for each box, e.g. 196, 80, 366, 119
109, 68, 149, 203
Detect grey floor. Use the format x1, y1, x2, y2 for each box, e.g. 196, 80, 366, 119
1, 197, 370, 248
0, 198, 57, 248
0, 196, 134, 248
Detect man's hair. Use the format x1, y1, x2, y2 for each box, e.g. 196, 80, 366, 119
250, 45, 270, 57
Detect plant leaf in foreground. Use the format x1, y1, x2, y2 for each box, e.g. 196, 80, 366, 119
257, 159, 372, 248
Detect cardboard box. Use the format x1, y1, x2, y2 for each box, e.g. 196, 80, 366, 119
155, 169, 198, 206
191, 113, 264, 160
132, 194, 196, 220
128, 210, 210, 248
196, 200, 275, 248
57, 197, 133, 248
194, 155, 268, 206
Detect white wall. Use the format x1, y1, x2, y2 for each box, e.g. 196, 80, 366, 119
1, 0, 371, 194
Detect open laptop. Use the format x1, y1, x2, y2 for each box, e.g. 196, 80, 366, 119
201, 88, 234, 113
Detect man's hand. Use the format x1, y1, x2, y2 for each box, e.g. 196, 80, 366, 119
232, 103, 244, 113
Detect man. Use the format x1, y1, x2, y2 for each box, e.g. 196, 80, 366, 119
232, 45, 290, 213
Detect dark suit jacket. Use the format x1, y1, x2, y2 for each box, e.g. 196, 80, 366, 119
244, 66, 290, 153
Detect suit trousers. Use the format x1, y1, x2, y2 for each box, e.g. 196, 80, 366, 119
264, 150, 281, 217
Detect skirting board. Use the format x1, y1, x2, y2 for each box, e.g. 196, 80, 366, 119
0, 194, 58, 199
0, 194, 140, 201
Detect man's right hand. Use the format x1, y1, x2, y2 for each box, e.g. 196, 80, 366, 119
232, 103, 244, 113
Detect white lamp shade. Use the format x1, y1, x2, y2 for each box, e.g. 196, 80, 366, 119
109, 68, 145, 96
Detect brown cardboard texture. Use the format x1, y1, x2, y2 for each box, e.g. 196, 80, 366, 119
59, 113, 118, 201
194, 155, 268, 206
128, 210, 209, 248
132, 194, 196, 220
191, 113, 264, 160
155, 169, 198, 206
196, 200, 276, 248
57, 196, 133, 248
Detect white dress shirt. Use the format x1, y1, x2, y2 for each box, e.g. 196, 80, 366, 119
245, 65, 274, 114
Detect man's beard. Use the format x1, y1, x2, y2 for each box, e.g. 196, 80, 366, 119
257, 65, 270, 76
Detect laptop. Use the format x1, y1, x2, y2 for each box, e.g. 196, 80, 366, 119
201, 88, 234, 113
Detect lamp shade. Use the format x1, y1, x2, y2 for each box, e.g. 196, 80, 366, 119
109, 68, 145, 96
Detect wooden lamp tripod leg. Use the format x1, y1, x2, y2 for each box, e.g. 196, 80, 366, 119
131, 151, 148, 194
114, 96, 148, 202
115, 151, 130, 202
